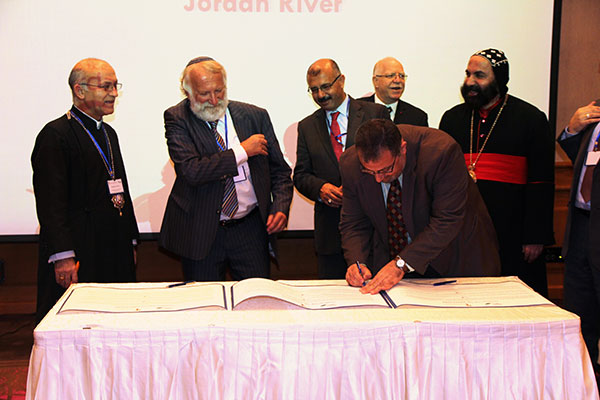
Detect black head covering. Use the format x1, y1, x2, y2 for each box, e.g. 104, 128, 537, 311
473, 48, 509, 95
186, 56, 215, 67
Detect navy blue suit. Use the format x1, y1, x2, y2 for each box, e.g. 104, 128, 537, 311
558, 105, 600, 368
160, 99, 292, 279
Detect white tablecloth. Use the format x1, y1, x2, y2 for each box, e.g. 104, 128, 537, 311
26, 278, 599, 399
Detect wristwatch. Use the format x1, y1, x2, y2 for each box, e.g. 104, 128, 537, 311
395, 256, 414, 274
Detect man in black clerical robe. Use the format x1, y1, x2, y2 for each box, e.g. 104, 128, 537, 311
439, 49, 554, 296
32, 58, 138, 321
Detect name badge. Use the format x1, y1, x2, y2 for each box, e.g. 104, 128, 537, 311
233, 165, 248, 183
586, 151, 600, 166
107, 179, 125, 194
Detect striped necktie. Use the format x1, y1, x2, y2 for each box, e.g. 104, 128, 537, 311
209, 121, 239, 218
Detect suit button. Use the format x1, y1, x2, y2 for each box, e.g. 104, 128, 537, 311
216, 210, 220, 214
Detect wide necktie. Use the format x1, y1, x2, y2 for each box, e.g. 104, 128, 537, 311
329, 111, 343, 160
387, 179, 408, 259
580, 138, 599, 203
209, 121, 239, 218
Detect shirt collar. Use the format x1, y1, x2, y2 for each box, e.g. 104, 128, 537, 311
73, 105, 103, 129
327, 94, 349, 118
374, 94, 398, 113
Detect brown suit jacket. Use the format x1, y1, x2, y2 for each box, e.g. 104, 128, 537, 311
339, 124, 500, 276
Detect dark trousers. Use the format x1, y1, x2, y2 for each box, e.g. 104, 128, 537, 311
564, 208, 600, 367
317, 253, 348, 279
182, 209, 270, 281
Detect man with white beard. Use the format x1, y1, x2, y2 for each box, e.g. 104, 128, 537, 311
159, 57, 293, 281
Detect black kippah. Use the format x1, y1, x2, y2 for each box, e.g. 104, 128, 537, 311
186, 56, 215, 67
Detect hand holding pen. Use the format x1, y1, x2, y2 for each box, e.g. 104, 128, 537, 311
346, 261, 372, 289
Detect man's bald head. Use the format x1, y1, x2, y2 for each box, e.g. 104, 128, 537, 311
68, 58, 114, 93
306, 58, 346, 111
372, 57, 406, 104
69, 58, 119, 120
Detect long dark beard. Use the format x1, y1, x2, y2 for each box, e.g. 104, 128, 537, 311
461, 80, 500, 109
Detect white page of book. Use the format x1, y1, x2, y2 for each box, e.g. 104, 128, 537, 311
232, 278, 389, 309
387, 280, 552, 308
58, 283, 226, 313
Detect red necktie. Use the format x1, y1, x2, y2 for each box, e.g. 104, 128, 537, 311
580, 137, 599, 203
387, 179, 408, 258
209, 121, 238, 218
329, 111, 343, 160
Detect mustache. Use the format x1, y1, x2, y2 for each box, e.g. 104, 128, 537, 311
317, 95, 332, 103
464, 84, 481, 93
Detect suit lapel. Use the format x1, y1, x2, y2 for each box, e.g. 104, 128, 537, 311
574, 124, 597, 181
346, 98, 364, 148
399, 139, 417, 236
228, 102, 251, 142
313, 108, 338, 166
363, 173, 388, 242
185, 102, 221, 154
393, 100, 406, 124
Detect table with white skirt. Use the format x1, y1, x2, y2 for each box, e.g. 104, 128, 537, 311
26, 278, 600, 399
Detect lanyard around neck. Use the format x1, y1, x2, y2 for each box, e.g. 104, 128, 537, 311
69, 111, 115, 179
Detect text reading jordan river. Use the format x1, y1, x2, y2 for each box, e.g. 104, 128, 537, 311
185, 0, 343, 13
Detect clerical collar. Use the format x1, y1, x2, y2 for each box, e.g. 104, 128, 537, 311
478, 95, 504, 120
72, 105, 103, 129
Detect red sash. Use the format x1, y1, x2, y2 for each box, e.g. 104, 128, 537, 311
464, 153, 527, 184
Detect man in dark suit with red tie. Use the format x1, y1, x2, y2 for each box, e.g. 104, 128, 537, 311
358, 57, 428, 127
558, 99, 600, 379
160, 57, 293, 281
294, 59, 388, 278
341, 119, 500, 293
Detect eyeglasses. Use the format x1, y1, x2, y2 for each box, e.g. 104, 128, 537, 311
307, 74, 341, 94
80, 82, 123, 92
374, 73, 408, 80
360, 154, 397, 176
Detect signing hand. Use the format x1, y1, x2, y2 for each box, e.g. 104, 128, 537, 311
54, 257, 79, 288
266, 211, 288, 234
241, 134, 268, 157
360, 259, 404, 294
346, 262, 372, 288
523, 244, 544, 263
567, 101, 600, 133
319, 183, 343, 207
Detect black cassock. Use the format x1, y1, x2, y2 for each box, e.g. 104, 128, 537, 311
440, 95, 555, 296
32, 106, 138, 320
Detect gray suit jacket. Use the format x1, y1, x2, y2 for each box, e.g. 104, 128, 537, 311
159, 99, 293, 260
293, 97, 388, 255
339, 124, 501, 276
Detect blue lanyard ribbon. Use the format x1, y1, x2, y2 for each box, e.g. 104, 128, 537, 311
69, 111, 115, 179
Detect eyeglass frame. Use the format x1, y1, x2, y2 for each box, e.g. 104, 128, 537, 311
374, 73, 408, 80
360, 153, 398, 176
307, 74, 342, 94
79, 82, 123, 92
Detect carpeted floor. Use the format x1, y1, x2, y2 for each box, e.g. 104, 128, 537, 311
0, 314, 35, 400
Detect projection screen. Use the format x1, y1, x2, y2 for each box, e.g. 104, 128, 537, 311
0, 0, 555, 236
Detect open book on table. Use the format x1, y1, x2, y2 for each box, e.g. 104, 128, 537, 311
57, 279, 392, 313
57, 277, 551, 314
